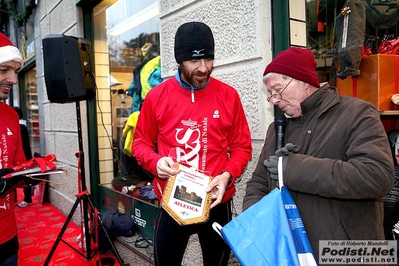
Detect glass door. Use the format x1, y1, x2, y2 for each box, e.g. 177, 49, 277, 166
93, 0, 160, 185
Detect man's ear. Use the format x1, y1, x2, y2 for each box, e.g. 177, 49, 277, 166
302, 81, 310, 90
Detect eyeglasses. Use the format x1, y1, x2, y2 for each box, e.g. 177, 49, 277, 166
267, 78, 294, 102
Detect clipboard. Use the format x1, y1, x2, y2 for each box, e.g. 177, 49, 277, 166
161, 163, 212, 225
7, 162, 68, 177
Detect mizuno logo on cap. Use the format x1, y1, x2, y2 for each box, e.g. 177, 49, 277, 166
192, 49, 205, 57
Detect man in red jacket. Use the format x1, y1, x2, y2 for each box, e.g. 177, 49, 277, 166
133, 22, 252, 266
0, 32, 26, 266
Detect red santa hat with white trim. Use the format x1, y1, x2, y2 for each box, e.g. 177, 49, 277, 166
0, 33, 24, 67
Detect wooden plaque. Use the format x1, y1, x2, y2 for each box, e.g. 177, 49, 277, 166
161, 163, 212, 225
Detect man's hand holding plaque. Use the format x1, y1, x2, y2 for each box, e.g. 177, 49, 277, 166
161, 162, 212, 225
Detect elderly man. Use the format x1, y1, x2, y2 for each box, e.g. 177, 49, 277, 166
243, 46, 394, 260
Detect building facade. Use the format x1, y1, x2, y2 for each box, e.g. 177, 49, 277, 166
29, 1, 274, 264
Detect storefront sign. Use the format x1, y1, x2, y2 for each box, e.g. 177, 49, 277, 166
22, 35, 35, 61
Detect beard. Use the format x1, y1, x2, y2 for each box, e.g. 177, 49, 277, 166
180, 63, 212, 89
0, 82, 12, 100
0, 92, 8, 100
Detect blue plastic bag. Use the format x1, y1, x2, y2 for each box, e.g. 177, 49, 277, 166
280, 186, 317, 265
216, 158, 317, 266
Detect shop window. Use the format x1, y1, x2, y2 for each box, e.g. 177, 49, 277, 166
107, 0, 160, 178
306, 0, 399, 84
94, 0, 160, 186
24, 67, 40, 155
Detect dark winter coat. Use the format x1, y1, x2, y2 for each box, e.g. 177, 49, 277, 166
19, 120, 32, 161
243, 84, 395, 259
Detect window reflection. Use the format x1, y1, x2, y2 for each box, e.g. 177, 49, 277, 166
107, 0, 159, 69
105, 0, 160, 183
25, 67, 40, 155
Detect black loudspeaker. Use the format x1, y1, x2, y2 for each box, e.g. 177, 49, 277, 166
42, 34, 94, 103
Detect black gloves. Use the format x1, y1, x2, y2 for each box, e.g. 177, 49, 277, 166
0, 168, 43, 198
0, 168, 14, 178
0, 168, 16, 198
264, 143, 300, 180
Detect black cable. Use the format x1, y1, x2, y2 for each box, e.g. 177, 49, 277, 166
91, 75, 125, 170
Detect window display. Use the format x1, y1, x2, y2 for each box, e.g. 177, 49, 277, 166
107, 0, 160, 184
93, 0, 160, 189
24, 67, 40, 154
306, 0, 399, 84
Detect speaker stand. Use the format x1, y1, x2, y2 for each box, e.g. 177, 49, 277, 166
43, 101, 124, 265
43, 190, 124, 265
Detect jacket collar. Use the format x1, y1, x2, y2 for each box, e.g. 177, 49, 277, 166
300, 83, 339, 115
175, 69, 210, 91
19, 119, 27, 126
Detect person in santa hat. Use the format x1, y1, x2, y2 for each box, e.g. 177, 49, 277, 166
0, 32, 27, 266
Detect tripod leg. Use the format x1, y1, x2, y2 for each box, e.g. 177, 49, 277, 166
87, 197, 125, 265
82, 195, 92, 259
43, 196, 82, 266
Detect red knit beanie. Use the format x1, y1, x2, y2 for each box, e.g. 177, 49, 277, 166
263, 47, 320, 88
0, 33, 24, 67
